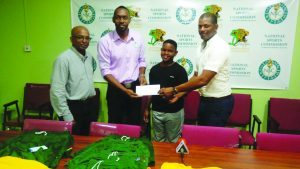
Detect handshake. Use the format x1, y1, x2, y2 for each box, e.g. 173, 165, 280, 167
158, 87, 177, 99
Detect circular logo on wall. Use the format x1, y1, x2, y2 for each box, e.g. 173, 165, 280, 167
265, 3, 288, 24
176, 7, 196, 25
176, 57, 193, 76
100, 29, 112, 37
78, 4, 96, 24
258, 59, 281, 80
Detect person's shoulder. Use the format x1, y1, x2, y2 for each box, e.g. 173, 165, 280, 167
56, 48, 80, 62
150, 63, 161, 71
174, 62, 186, 71
214, 34, 229, 46
130, 29, 141, 35
130, 29, 144, 39
99, 31, 115, 42
56, 49, 72, 60
173, 62, 183, 68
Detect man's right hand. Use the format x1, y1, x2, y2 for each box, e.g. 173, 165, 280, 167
125, 89, 140, 98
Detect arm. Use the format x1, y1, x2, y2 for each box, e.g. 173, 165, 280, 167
104, 74, 139, 98
50, 57, 74, 121
138, 67, 147, 85
168, 91, 186, 104
138, 37, 147, 85
166, 39, 231, 97
160, 70, 216, 99
168, 66, 189, 103
98, 37, 139, 98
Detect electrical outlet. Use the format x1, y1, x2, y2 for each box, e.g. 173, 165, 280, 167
24, 44, 32, 52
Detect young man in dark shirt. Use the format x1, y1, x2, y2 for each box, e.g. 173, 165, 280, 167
144, 39, 188, 142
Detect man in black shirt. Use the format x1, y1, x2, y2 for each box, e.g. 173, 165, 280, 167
144, 39, 188, 142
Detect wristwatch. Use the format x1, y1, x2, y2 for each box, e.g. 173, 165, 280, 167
173, 87, 178, 94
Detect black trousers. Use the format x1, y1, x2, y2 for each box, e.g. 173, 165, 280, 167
66, 98, 98, 135
106, 80, 142, 125
198, 95, 234, 127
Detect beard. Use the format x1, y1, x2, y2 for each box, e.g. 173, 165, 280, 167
116, 25, 128, 33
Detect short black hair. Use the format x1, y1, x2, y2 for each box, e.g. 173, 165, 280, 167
113, 6, 130, 19
199, 12, 218, 24
163, 39, 177, 50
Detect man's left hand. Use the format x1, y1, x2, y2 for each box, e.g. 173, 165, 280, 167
159, 87, 174, 99
139, 76, 147, 85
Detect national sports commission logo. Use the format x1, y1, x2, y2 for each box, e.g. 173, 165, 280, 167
229, 28, 249, 46
176, 7, 196, 25
204, 5, 222, 18
258, 59, 281, 80
100, 29, 112, 38
177, 57, 193, 76
78, 4, 96, 24
148, 28, 166, 46
265, 2, 288, 24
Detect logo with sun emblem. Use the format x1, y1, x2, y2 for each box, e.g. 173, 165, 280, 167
176, 7, 196, 25
78, 4, 96, 24
265, 2, 288, 24
176, 57, 193, 76
258, 59, 281, 80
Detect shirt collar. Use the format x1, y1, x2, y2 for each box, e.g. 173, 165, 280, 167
205, 33, 218, 47
112, 30, 134, 42
71, 47, 88, 62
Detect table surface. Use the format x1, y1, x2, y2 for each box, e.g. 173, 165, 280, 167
1, 131, 300, 169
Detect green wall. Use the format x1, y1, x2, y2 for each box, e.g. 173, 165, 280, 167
0, 0, 299, 131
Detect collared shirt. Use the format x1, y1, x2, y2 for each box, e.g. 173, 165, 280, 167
50, 47, 96, 120
97, 30, 146, 84
196, 33, 232, 97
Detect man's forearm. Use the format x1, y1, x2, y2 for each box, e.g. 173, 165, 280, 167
104, 74, 128, 92
176, 70, 216, 93
139, 67, 146, 75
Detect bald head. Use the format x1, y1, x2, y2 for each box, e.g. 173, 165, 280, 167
71, 26, 89, 37
199, 12, 218, 24
70, 26, 90, 55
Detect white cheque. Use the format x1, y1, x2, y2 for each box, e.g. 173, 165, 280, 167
136, 85, 160, 96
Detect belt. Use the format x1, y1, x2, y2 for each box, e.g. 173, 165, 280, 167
201, 95, 232, 101
68, 97, 93, 103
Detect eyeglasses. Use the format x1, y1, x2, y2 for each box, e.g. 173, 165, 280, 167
72, 36, 92, 41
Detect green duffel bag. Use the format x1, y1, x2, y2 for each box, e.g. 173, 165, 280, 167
0, 130, 73, 168
68, 135, 155, 169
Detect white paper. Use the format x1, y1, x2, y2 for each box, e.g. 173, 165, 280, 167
136, 85, 160, 96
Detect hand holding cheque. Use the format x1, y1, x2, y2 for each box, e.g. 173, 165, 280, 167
136, 85, 160, 96
136, 85, 179, 103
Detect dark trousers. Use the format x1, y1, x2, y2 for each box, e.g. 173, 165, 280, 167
106, 80, 142, 125
198, 95, 234, 127
66, 98, 98, 135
